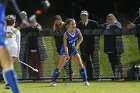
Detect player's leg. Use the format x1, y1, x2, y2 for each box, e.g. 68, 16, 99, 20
72, 54, 89, 86
0, 29, 20, 92
3, 47, 17, 89
51, 56, 67, 86
0, 47, 20, 93
2, 58, 13, 89
2, 57, 15, 89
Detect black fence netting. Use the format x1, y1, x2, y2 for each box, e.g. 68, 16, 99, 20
0, 29, 140, 81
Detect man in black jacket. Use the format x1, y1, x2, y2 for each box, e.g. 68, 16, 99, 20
77, 10, 100, 80
127, 8, 140, 53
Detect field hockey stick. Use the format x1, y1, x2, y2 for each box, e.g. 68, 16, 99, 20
19, 61, 39, 72
65, 51, 76, 65
64, 51, 76, 81
62, 51, 75, 70
68, 57, 72, 81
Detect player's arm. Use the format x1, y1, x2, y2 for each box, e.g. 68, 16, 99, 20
63, 32, 69, 58
13, 29, 20, 63
16, 29, 21, 57
75, 28, 83, 50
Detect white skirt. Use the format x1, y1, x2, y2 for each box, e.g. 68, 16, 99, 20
7, 47, 18, 57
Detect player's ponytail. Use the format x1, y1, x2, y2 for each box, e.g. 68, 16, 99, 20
6, 15, 16, 26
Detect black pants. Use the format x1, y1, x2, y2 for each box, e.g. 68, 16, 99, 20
137, 37, 140, 53
107, 52, 123, 77
81, 51, 100, 79
20, 48, 30, 79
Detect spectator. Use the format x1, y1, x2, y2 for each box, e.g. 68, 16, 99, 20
19, 11, 30, 79
77, 10, 100, 80
53, 15, 66, 54
53, 15, 72, 75
101, 14, 124, 78
4, 15, 21, 89
127, 8, 140, 53
19, 11, 47, 79
50, 18, 89, 86
28, 18, 47, 79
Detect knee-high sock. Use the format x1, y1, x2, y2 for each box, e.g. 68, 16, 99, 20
80, 68, 87, 82
2, 64, 14, 85
51, 68, 59, 83
4, 69, 20, 93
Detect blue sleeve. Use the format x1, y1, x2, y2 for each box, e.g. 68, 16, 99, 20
110, 22, 122, 29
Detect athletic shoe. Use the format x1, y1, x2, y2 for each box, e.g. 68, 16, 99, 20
50, 82, 56, 87
5, 84, 10, 89
83, 81, 90, 86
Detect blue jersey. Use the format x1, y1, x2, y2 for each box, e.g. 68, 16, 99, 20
60, 28, 79, 56
0, 3, 6, 47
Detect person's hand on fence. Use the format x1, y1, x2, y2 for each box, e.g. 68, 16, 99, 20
127, 23, 136, 29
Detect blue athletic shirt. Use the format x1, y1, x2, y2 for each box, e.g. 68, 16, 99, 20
60, 28, 79, 56
0, 3, 6, 47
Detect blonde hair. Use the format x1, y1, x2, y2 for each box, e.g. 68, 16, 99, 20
106, 14, 118, 23
53, 21, 65, 31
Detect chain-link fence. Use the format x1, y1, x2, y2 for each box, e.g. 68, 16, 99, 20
0, 29, 139, 81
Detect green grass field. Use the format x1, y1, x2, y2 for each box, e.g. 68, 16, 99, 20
0, 81, 140, 93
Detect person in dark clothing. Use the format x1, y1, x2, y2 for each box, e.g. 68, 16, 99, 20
53, 15, 66, 54
101, 14, 124, 78
53, 15, 72, 76
27, 19, 47, 79
20, 12, 47, 79
77, 10, 100, 80
19, 11, 30, 79
127, 8, 140, 53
